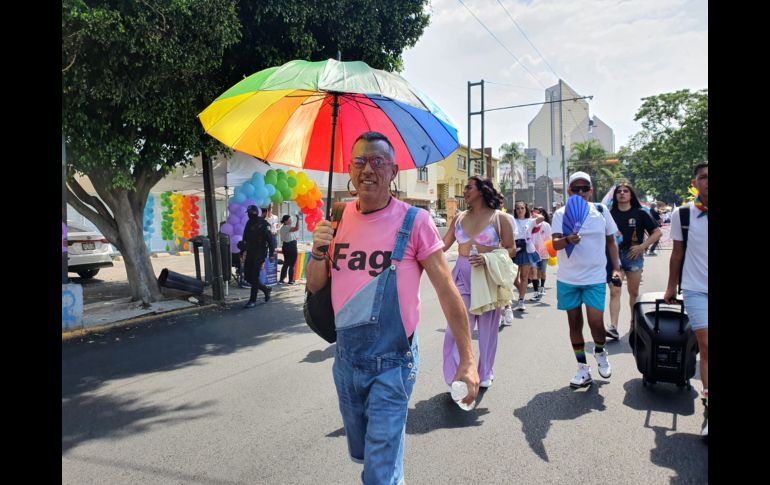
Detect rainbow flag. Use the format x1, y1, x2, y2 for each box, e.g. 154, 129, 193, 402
293, 251, 311, 281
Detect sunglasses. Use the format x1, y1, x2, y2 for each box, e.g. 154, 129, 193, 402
571, 186, 591, 193
350, 156, 391, 169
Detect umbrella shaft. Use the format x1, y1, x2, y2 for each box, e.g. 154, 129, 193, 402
326, 93, 340, 221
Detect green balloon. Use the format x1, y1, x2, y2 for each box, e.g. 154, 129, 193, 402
287, 177, 297, 188
277, 170, 287, 181
276, 179, 289, 191
265, 173, 278, 186
281, 187, 292, 200
271, 191, 283, 204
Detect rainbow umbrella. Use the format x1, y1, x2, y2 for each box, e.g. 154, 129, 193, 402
199, 59, 459, 217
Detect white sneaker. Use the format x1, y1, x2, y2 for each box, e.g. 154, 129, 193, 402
595, 350, 612, 378
570, 363, 593, 388
480, 377, 494, 388
529, 292, 541, 302
701, 419, 708, 437
538, 287, 546, 297
514, 300, 526, 311
501, 307, 514, 326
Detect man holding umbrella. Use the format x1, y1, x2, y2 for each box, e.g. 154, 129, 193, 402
307, 132, 479, 484
551, 172, 621, 388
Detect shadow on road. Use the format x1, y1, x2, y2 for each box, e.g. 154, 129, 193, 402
62, 289, 312, 453
300, 344, 336, 363
622, 378, 707, 483
324, 389, 493, 439
406, 388, 491, 434
513, 382, 608, 461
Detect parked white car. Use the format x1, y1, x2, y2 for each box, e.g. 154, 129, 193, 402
432, 215, 447, 227
67, 222, 114, 279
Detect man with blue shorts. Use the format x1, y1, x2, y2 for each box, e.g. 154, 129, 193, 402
552, 172, 621, 388
664, 162, 708, 437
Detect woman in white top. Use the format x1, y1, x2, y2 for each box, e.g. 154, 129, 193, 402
512, 201, 544, 311
278, 214, 300, 284
529, 207, 552, 301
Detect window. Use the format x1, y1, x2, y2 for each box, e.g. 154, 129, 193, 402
417, 167, 428, 181
473, 160, 483, 175
457, 154, 467, 171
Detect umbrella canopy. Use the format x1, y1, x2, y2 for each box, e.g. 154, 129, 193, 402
199, 59, 460, 173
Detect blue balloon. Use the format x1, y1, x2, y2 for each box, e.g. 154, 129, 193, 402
241, 182, 255, 197
233, 193, 247, 204
266, 184, 276, 196
256, 187, 268, 200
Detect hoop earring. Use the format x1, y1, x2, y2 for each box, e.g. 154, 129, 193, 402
391, 180, 399, 197
347, 179, 358, 196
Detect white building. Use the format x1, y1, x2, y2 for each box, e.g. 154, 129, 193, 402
527, 80, 615, 191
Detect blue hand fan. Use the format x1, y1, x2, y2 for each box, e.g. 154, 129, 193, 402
562, 195, 590, 257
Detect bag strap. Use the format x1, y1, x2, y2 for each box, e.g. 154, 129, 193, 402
391, 207, 419, 262
493, 210, 502, 246
678, 206, 690, 294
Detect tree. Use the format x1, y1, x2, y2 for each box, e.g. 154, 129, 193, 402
498, 142, 530, 195
622, 89, 708, 203
568, 140, 622, 199
63, 0, 431, 305
63, 0, 242, 305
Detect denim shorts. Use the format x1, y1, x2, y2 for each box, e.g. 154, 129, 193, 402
606, 248, 644, 282
515, 249, 541, 268
682, 289, 708, 331
534, 258, 548, 273
557, 281, 606, 312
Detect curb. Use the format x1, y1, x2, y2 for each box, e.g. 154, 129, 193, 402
62, 303, 220, 342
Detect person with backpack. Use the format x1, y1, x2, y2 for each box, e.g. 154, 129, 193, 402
306, 132, 479, 484
241, 205, 275, 307
551, 172, 621, 388
664, 162, 708, 437
604, 183, 662, 339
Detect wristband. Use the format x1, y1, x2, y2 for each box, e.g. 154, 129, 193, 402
310, 251, 326, 261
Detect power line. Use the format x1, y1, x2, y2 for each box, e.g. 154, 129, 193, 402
496, 0, 560, 82
456, 0, 546, 89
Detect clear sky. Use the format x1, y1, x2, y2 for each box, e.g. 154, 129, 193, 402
401, 0, 708, 158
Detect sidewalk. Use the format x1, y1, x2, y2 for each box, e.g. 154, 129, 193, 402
64, 245, 317, 337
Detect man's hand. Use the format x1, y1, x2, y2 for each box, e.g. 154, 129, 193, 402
312, 220, 334, 253
663, 287, 678, 304
453, 360, 480, 405
565, 233, 581, 245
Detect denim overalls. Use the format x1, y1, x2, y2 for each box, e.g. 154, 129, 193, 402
332, 207, 420, 485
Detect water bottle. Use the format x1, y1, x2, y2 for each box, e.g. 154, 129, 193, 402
469, 244, 479, 257
450, 380, 475, 411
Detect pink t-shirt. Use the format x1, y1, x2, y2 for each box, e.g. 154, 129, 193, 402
330, 199, 444, 337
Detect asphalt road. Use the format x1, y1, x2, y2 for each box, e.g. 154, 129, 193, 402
62, 249, 707, 484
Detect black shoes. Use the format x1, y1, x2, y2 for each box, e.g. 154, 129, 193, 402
264, 288, 272, 302
244, 301, 257, 309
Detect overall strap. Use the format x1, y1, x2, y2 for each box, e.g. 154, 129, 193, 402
391, 207, 419, 262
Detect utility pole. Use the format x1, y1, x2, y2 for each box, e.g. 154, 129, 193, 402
468, 78, 591, 209
559, 79, 567, 200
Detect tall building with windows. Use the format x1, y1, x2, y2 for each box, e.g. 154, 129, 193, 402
528, 80, 615, 193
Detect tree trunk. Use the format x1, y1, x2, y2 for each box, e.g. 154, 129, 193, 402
67, 175, 163, 307
114, 204, 163, 306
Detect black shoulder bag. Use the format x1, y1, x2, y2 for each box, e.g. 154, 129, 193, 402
303, 202, 346, 343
